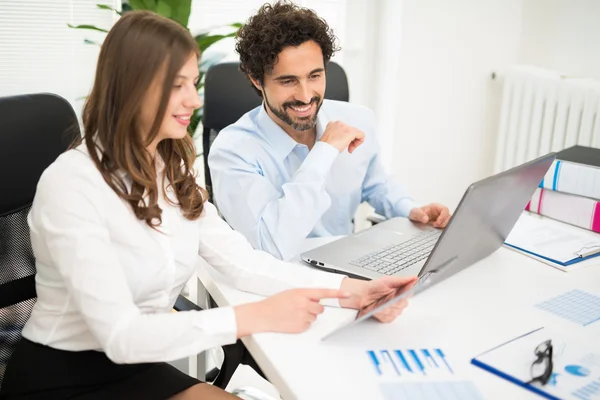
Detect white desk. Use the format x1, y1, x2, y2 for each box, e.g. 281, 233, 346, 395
197, 237, 600, 400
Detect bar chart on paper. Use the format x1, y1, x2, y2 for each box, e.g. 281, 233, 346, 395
572, 379, 600, 400
366, 348, 454, 377
571, 353, 600, 400
366, 348, 484, 400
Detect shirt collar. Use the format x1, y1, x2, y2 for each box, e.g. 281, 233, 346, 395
256, 101, 329, 160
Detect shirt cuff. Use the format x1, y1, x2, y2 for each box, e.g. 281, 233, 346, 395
300, 141, 339, 178
193, 306, 238, 345
395, 199, 420, 218
310, 269, 347, 308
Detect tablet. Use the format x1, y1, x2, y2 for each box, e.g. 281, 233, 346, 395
321, 257, 458, 340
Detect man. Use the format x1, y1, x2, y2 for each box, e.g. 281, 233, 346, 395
208, 1, 450, 261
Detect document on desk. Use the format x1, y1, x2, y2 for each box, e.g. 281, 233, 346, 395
379, 381, 484, 400
368, 348, 484, 400
472, 327, 600, 400
536, 289, 600, 327
505, 212, 600, 271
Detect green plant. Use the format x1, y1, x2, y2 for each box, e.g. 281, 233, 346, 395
69, 1, 241, 136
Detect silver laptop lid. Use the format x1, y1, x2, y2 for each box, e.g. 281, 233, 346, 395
415, 151, 556, 280
321, 152, 557, 340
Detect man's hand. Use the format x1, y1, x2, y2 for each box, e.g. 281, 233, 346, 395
320, 121, 365, 153
409, 203, 451, 228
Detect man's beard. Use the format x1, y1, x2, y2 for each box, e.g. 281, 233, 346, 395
264, 92, 322, 131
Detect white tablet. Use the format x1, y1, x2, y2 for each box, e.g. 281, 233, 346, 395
321, 257, 458, 340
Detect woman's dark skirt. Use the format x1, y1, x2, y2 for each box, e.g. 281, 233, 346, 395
0, 338, 201, 399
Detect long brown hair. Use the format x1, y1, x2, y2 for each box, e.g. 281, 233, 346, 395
76, 11, 205, 227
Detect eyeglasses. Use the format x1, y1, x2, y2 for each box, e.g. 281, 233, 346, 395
526, 339, 553, 386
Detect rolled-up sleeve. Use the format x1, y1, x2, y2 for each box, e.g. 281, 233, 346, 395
209, 139, 339, 260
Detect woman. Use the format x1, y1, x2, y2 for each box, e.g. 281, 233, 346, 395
0, 11, 416, 400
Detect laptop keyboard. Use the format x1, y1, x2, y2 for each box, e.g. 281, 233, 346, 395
349, 229, 442, 275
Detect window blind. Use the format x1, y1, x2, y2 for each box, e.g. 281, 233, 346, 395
0, 0, 119, 117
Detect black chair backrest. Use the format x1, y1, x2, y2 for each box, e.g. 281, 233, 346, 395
0, 93, 78, 388
201, 61, 349, 198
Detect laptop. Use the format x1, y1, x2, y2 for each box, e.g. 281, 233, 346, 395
301, 152, 556, 281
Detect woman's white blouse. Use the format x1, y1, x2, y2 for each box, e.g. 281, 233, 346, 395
22, 145, 345, 364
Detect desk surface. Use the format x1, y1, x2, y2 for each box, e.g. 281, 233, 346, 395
197, 237, 600, 400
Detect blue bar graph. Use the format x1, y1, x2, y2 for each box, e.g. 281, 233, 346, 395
367, 350, 382, 376
366, 348, 454, 377
572, 378, 600, 400
381, 350, 401, 376
409, 349, 426, 375
394, 350, 412, 373
422, 349, 439, 367
436, 348, 454, 374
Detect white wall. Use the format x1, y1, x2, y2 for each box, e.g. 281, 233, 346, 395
373, 0, 524, 210
375, 0, 600, 211
519, 0, 600, 80
341, 0, 379, 109
344, 0, 600, 228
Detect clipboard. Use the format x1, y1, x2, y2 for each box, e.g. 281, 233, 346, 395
505, 213, 600, 270
471, 327, 600, 400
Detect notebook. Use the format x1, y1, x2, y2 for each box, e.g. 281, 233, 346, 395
540, 145, 600, 200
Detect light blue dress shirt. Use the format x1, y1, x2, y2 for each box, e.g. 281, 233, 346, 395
208, 100, 417, 261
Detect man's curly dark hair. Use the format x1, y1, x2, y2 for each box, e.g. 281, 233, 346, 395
235, 1, 340, 97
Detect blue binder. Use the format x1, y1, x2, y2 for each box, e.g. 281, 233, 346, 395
504, 242, 600, 267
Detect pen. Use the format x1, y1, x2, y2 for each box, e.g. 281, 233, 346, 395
578, 247, 600, 258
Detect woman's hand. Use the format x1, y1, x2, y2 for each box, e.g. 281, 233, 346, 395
234, 288, 350, 337
340, 275, 418, 322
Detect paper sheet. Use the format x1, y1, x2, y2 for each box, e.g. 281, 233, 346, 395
506, 213, 600, 265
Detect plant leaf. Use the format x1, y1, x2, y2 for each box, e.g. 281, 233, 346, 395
230, 22, 243, 28
195, 31, 237, 53
129, 0, 156, 11
143, 0, 158, 9
96, 4, 122, 15
84, 39, 102, 46
67, 24, 108, 33
156, 0, 172, 18
163, 0, 191, 27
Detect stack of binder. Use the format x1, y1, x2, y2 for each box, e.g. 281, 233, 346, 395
505, 146, 600, 270
527, 146, 600, 234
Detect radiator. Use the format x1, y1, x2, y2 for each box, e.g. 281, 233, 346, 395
493, 65, 600, 173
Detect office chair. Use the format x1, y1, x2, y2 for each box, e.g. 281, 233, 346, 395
201, 61, 350, 200
0, 93, 78, 390
0, 93, 251, 392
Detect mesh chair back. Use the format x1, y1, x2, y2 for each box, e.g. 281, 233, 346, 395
0, 93, 78, 388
